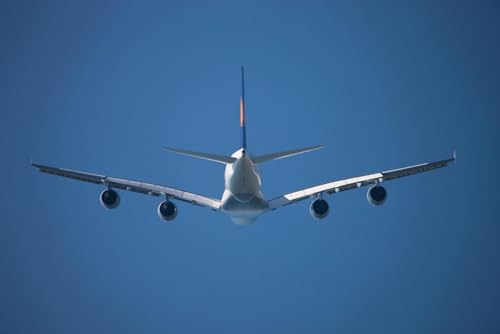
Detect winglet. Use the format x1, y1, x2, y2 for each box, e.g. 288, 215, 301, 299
453, 149, 457, 163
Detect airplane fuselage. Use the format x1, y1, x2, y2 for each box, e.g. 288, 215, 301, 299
221, 148, 267, 224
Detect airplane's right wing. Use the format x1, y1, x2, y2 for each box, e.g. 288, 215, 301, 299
32, 163, 221, 210
267, 152, 456, 210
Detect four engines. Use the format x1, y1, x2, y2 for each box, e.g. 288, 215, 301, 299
309, 198, 330, 219
157, 200, 178, 221
100, 189, 120, 209
99, 185, 387, 222
367, 185, 387, 206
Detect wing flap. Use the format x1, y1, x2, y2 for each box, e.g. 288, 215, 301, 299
32, 163, 221, 210
32, 163, 105, 184
284, 173, 382, 201
105, 176, 221, 209
267, 173, 382, 210
267, 153, 455, 211
382, 156, 455, 181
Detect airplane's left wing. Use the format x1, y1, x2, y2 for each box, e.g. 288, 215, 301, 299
32, 163, 221, 210
267, 153, 456, 210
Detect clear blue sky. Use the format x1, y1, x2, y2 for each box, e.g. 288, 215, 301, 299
2, 1, 499, 333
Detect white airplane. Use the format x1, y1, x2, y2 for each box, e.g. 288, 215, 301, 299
33, 68, 455, 224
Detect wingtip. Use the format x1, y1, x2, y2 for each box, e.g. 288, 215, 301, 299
30, 155, 37, 167
311, 144, 325, 151
302, 144, 324, 153
453, 149, 457, 162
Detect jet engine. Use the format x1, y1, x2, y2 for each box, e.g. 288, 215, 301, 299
100, 189, 120, 209
309, 198, 329, 219
157, 201, 178, 221
367, 185, 387, 206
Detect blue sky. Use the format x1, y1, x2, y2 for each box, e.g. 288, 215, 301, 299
1, 1, 499, 333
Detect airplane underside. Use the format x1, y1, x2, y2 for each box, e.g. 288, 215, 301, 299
220, 192, 268, 224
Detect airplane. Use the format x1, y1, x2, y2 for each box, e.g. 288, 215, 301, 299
32, 67, 456, 224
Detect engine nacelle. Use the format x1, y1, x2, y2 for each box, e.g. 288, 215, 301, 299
309, 198, 329, 220
157, 201, 178, 222
100, 189, 120, 209
367, 185, 387, 206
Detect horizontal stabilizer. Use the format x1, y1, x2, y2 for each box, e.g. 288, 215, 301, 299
252, 145, 324, 164
163, 147, 236, 164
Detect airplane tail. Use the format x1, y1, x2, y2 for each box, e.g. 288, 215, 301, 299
161, 67, 248, 165
240, 66, 247, 150
239, 67, 323, 164
163, 68, 322, 165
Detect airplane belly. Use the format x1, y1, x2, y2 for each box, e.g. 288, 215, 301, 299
221, 191, 268, 224
230, 175, 259, 202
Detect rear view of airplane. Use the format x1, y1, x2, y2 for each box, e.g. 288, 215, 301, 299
33, 68, 455, 224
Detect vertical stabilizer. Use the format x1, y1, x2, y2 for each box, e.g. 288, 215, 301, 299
240, 66, 247, 149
